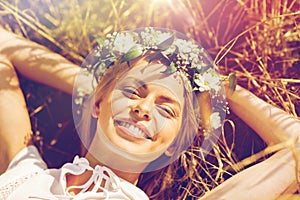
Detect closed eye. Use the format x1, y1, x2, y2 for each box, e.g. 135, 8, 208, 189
122, 87, 140, 99
157, 105, 176, 118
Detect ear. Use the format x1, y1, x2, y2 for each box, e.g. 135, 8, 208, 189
92, 101, 100, 118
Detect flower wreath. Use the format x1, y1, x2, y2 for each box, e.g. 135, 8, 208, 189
72, 28, 231, 166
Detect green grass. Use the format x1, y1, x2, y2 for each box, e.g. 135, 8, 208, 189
1, 0, 299, 198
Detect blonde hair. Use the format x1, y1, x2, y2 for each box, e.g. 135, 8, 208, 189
78, 51, 209, 199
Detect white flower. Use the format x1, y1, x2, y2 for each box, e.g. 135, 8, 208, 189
203, 69, 221, 91
156, 32, 172, 44
141, 29, 172, 48
210, 112, 221, 129
97, 63, 107, 76
189, 52, 199, 61
74, 96, 83, 105
194, 73, 210, 92
179, 52, 188, 61
174, 39, 198, 53
112, 32, 137, 53
163, 44, 176, 55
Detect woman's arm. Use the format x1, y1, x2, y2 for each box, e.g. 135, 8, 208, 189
0, 28, 80, 173
0, 28, 80, 94
201, 85, 300, 199
226, 85, 300, 146
201, 147, 297, 199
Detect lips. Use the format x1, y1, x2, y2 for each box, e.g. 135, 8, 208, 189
115, 119, 153, 140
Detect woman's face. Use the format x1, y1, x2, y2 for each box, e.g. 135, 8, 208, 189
95, 61, 185, 156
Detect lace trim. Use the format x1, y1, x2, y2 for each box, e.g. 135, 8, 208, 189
0, 171, 40, 199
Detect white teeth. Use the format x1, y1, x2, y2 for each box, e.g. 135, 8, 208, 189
119, 121, 145, 138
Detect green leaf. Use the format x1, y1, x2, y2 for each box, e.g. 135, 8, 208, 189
161, 62, 177, 74
229, 72, 237, 94
120, 45, 144, 64
95, 36, 105, 46
157, 34, 175, 51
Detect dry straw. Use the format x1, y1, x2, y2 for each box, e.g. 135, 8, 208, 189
0, 0, 299, 198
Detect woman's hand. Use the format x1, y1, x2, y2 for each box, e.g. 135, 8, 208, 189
0, 27, 80, 94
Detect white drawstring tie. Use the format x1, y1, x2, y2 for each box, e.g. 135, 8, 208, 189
29, 156, 148, 200
32, 156, 122, 200
64, 156, 121, 199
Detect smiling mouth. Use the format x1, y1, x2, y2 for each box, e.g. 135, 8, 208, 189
115, 120, 153, 140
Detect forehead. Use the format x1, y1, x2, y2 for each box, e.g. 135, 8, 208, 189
117, 62, 185, 105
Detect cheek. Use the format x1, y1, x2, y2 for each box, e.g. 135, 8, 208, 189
97, 93, 115, 130
159, 118, 182, 143
98, 102, 112, 129
111, 92, 130, 115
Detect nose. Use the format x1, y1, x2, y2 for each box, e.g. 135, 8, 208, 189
131, 98, 153, 121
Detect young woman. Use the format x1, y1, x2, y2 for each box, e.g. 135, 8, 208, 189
0, 27, 225, 199
0, 27, 299, 199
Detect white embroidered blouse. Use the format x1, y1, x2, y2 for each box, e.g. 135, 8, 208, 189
0, 145, 149, 200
